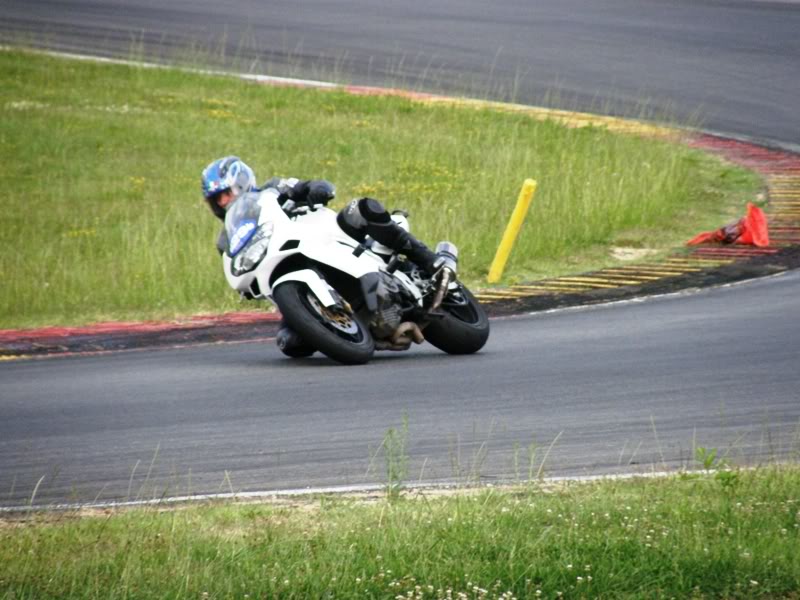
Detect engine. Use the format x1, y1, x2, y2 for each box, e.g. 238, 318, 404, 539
370, 272, 406, 339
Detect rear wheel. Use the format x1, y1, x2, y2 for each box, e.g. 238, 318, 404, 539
424, 284, 490, 354
273, 281, 374, 365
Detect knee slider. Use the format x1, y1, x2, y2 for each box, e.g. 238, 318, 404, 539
358, 197, 391, 224
337, 199, 369, 241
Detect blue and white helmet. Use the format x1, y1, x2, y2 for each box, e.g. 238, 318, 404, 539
201, 156, 256, 218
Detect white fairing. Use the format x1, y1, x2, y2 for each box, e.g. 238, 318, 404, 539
221, 189, 423, 308
272, 269, 336, 306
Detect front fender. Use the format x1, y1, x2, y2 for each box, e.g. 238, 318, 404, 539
272, 269, 336, 307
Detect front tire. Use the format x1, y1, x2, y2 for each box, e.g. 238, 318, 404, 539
424, 285, 490, 354
273, 281, 374, 365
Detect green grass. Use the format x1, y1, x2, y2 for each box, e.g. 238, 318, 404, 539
1, 467, 798, 599
0, 49, 762, 329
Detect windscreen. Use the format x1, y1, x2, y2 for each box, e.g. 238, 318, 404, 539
224, 191, 262, 256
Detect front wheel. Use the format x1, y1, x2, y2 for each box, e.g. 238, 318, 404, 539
273, 281, 374, 365
424, 284, 490, 354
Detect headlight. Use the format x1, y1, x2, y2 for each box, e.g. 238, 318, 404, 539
231, 223, 274, 276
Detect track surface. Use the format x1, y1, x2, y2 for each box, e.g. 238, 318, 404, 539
2, 274, 799, 506
1, 0, 799, 507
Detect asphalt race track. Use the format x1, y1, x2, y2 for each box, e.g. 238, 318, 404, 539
2, 273, 799, 507
1, 0, 799, 507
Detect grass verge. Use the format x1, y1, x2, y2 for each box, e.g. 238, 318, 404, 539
1, 467, 798, 599
0, 49, 762, 329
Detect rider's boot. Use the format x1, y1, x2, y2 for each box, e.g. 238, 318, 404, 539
276, 320, 316, 358
366, 218, 440, 274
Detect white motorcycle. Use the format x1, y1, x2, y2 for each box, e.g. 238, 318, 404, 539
222, 188, 490, 364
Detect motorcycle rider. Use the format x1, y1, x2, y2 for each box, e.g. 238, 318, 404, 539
201, 156, 328, 255
200, 155, 450, 354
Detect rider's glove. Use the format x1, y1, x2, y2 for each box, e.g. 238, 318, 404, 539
287, 180, 335, 207
307, 180, 336, 206
286, 180, 310, 202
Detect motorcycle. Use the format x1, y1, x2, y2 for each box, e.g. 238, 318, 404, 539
221, 187, 490, 365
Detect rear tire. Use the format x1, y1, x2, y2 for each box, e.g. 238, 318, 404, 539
273, 281, 374, 365
424, 285, 490, 354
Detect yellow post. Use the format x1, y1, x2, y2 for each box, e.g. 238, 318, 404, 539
487, 179, 537, 284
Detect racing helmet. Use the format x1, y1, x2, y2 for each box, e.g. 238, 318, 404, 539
201, 156, 256, 219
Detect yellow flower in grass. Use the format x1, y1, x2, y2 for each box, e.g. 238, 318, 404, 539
65, 228, 97, 238
156, 93, 179, 105
353, 181, 388, 197
352, 119, 378, 130
354, 184, 379, 196
207, 109, 235, 120
203, 98, 236, 108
